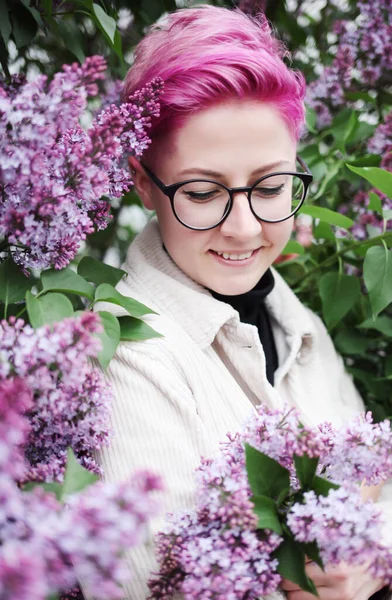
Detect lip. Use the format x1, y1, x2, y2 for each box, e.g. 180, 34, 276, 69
209, 247, 262, 267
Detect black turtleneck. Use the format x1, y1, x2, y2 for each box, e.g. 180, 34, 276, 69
210, 269, 278, 386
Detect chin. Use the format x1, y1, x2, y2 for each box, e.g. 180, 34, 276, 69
208, 277, 261, 296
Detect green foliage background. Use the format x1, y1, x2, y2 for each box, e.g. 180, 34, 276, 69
1, 0, 392, 419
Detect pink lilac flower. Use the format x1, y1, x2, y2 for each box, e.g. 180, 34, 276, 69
0, 59, 162, 270
0, 313, 112, 483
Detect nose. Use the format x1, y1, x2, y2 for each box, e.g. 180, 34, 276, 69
219, 192, 262, 239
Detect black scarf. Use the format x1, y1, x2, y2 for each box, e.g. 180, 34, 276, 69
210, 269, 278, 386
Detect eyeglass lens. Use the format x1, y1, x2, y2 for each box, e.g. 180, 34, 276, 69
173, 173, 305, 228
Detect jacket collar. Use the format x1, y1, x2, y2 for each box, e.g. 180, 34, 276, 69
119, 219, 317, 356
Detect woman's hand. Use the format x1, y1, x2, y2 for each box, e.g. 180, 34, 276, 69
280, 560, 385, 600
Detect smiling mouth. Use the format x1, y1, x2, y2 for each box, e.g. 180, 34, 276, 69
210, 249, 259, 261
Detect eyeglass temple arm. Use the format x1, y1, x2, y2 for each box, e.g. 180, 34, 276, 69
296, 154, 312, 175
140, 162, 165, 189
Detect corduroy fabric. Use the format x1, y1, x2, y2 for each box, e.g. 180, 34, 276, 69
94, 218, 392, 600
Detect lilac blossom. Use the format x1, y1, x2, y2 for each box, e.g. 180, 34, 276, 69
0, 313, 112, 483
306, 1, 392, 127
150, 405, 392, 597
0, 473, 163, 599
319, 412, 392, 486
0, 358, 163, 599
287, 487, 384, 568
0, 58, 162, 270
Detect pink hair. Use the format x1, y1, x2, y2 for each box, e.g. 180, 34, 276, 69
123, 5, 306, 141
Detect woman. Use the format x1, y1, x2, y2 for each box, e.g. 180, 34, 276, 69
96, 5, 392, 599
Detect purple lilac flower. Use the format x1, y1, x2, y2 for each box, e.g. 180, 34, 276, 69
0, 313, 112, 483
0, 473, 163, 599
0, 59, 162, 270
287, 487, 384, 567
0, 377, 32, 479
306, 1, 392, 127
319, 412, 392, 486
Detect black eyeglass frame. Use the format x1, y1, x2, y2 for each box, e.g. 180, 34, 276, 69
140, 156, 313, 231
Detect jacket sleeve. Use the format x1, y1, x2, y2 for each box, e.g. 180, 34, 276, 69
92, 338, 217, 599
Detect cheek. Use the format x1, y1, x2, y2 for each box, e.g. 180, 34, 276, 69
263, 219, 294, 249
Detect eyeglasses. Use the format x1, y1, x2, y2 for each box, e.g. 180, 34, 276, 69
140, 156, 313, 231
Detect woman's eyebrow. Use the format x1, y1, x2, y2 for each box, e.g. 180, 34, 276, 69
177, 160, 294, 179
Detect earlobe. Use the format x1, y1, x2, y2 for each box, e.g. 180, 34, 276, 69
128, 156, 155, 210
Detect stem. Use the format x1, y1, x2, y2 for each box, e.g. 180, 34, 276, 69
296, 231, 392, 287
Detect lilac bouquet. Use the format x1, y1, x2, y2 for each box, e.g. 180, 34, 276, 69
0, 56, 162, 271
149, 406, 392, 599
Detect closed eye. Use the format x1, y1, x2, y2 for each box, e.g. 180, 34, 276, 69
252, 184, 285, 198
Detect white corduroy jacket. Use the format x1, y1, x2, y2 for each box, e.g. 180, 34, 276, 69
95, 218, 392, 600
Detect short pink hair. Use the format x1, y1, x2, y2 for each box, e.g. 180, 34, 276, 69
124, 5, 306, 141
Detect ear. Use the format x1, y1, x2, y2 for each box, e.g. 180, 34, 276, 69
128, 156, 155, 210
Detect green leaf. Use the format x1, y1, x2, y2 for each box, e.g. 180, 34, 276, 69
313, 476, 339, 497
0, 0, 11, 43
305, 106, 317, 133
41, 268, 94, 300
10, 1, 38, 48
26, 291, 74, 328
282, 240, 305, 255
57, 19, 85, 63
251, 494, 282, 534
41, 0, 53, 18
294, 455, 319, 489
95, 283, 156, 318
300, 206, 353, 229
274, 536, 318, 596
312, 161, 343, 201
363, 246, 392, 318
318, 273, 360, 329
77, 256, 126, 287
300, 542, 324, 570
119, 315, 162, 341
245, 444, 290, 499
346, 165, 392, 198
0, 259, 32, 304
368, 192, 383, 218
357, 316, 392, 337
313, 221, 335, 241
385, 354, 392, 378
22, 481, 63, 501
93, 3, 116, 42
334, 329, 370, 355
61, 448, 98, 501
96, 311, 120, 369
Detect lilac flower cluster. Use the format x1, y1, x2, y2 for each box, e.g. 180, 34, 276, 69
0, 57, 162, 270
0, 470, 163, 600
306, 0, 392, 127
0, 312, 112, 483
0, 343, 163, 599
287, 487, 386, 568
150, 405, 392, 598
149, 450, 282, 599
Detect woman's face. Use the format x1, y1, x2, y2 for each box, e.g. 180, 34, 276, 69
134, 100, 297, 295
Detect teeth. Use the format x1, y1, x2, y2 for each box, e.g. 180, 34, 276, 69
216, 250, 253, 260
